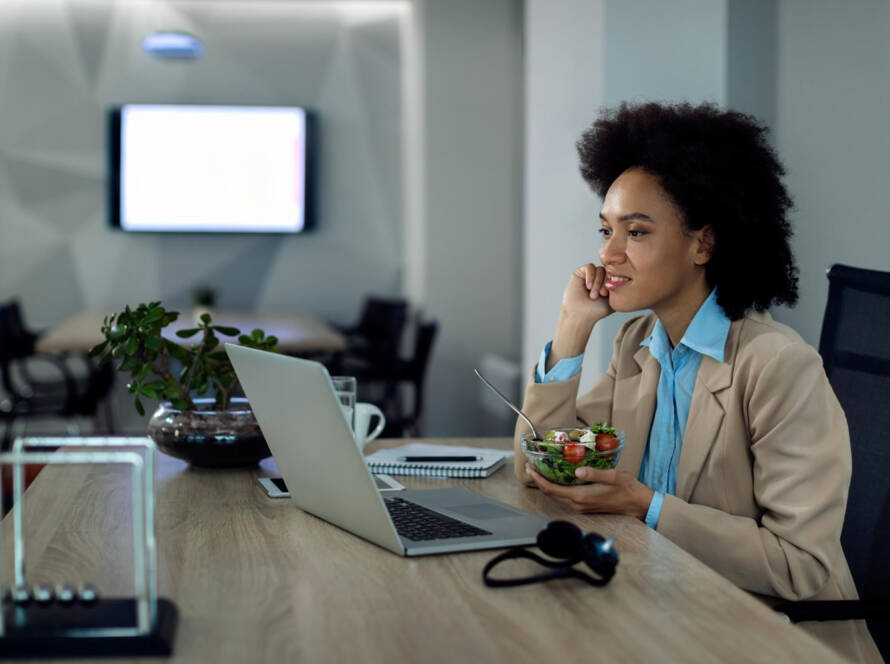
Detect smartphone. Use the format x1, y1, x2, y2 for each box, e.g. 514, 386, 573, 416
258, 474, 404, 498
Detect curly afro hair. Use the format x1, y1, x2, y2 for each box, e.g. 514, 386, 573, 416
576, 101, 798, 321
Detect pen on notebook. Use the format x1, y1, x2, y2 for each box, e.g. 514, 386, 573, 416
398, 455, 482, 462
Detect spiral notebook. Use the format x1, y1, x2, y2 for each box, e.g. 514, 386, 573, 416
365, 443, 510, 478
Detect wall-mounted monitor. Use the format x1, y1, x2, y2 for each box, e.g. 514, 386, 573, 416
109, 104, 314, 233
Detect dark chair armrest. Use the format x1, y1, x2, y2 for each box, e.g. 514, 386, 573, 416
329, 322, 357, 335
4, 353, 80, 403
774, 599, 890, 622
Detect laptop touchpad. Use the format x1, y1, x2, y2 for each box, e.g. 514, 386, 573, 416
448, 503, 520, 520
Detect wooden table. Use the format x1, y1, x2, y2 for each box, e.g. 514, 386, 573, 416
1, 438, 842, 663
35, 310, 346, 355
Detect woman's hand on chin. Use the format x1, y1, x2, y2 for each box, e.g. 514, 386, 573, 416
547, 264, 615, 366
525, 462, 654, 521
562, 263, 614, 325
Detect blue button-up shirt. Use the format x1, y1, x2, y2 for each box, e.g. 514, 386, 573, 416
535, 289, 731, 529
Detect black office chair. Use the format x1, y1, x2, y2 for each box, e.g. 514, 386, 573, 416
333, 296, 409, 367
0, 300, 115, 449
773, 264, 890, 659
344, 318, 439, 437
384, 319, 438, 437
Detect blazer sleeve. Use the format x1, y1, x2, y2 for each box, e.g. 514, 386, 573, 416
656, 341, 851, 600
513, 320, 633, 483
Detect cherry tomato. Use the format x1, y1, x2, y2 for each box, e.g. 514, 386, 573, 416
563, 443, 586, 464
595, 433, 619, 452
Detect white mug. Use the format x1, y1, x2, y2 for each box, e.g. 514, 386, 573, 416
353, 402, 386, 450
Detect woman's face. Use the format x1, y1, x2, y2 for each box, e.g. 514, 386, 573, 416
598, 167, 711, 316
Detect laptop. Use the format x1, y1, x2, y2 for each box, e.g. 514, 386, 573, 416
226, 344, 547, 556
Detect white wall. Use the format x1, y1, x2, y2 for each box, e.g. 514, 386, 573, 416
417, 0, 524, 435
523, 0, 606, 395
772, 0, 890, 345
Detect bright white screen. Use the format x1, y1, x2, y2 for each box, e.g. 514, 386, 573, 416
120, 105, 307, 232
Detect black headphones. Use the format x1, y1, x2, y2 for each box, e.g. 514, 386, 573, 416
482, 521, 619, 588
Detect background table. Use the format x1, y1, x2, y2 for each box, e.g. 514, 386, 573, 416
1, 437, 842, 663
35, 310, 346, 355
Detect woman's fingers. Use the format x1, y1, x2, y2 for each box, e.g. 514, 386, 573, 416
591, 265, 607, 299
583, 264, 607, 300
581, 263, 595, 291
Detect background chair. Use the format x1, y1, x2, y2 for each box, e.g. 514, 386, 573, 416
383, 318, 438, 437
330, 296, 409, 429
344, 318, 438, 437
773, 264, 890, 659
0, 300, 115, 450
332, 296, 409, 368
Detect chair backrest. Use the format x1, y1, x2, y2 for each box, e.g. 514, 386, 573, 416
402, 320, 438, 428
354, 297, 408, 358
818, 265, 890, 630
0, 300, 36, 361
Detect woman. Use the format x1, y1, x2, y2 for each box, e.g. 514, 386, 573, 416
515, 102, 880, 663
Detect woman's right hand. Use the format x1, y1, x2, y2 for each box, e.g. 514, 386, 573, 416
561, 263, 614, 325
546, 264, 614, 370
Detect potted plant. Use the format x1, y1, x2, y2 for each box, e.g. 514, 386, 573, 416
90, 302, 278, 467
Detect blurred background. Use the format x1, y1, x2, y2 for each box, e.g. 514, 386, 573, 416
0, 0, 887, 439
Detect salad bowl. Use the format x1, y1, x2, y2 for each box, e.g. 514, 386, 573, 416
522, 424, 625, 485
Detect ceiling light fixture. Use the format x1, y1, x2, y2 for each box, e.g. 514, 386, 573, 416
143, 31, 204, 60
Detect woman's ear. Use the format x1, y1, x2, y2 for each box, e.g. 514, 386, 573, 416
694, 225, 715, 266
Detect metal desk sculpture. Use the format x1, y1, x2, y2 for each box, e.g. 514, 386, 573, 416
0, 437, 177, 658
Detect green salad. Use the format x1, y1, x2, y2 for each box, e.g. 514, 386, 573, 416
524, 423, 621, 485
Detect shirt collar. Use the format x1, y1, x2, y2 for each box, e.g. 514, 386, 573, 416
639, 288, 731, 363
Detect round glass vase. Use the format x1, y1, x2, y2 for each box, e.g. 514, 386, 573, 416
147, 397, 271, 468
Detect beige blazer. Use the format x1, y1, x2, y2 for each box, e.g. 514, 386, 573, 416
515, 310, 881, 663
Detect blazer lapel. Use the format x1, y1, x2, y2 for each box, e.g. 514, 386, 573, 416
615, 346, 659, 479
675, 327, 737, 501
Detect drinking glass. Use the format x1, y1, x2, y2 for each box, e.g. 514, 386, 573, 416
331, 376, 356, 432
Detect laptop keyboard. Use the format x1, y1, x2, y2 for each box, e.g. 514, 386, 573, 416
385, 497, 492, 542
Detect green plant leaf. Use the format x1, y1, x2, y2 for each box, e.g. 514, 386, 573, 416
200, 313, 212, 325
137, 364, 152, 382
144, 335, 162, 351
213, 325, 240, 336
126, 381, 136, 394
138, 385, 156, 398
171, 398, 188, 410
208, 351, 228, 361
251, 328, 263, 341
176, 328, 200, 338
205, 335, 219, 351
89, 340, 108, 357
237, 335, 252, 345
120, 355, 140, 372
164, 339, 186, 360
125, 335, 139, 355
111, 345, 125, 359
144, 307, 164, 324
265, 336, 279, 348
134, 396, 145, 416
